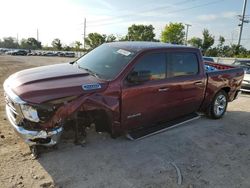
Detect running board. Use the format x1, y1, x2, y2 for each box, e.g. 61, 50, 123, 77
126, 113, 200, 140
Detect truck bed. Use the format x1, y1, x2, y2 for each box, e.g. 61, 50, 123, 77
200, 61, 244, 112
205, 61, 236, 72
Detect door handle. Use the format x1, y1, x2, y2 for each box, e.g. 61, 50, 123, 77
194, 81, 204, 86
158, 88, 169, 92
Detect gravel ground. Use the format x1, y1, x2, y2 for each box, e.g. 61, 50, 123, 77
0, 55, 250, 188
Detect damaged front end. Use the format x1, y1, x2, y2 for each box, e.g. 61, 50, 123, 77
4, 81, 64, 146
4, 77, 120, 151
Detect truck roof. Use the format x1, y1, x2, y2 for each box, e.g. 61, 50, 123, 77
107, 41, 196, 52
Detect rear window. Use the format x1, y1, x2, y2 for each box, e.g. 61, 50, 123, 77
167, 52, 199, 77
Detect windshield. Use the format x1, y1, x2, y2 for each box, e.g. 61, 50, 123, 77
76, 44, 137, 80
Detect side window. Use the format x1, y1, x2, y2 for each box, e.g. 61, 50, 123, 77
131, 53, 166, 81
167, 52, 199, 77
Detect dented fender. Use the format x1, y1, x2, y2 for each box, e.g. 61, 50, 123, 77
42, 93, 121, 133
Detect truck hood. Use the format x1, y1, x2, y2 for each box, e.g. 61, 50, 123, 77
5, 63, 108, 104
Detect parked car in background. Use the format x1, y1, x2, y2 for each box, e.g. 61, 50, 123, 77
44, 52, 56, 56
11, 49, 28, 56
55, 52, 65, 57
5, 50, 15, 55
36, 52, 43, 56
232, 60, 250, 92
27, 52, 38, 56
203, 56, 215, 62
0, 48, 9, 53
64, 52, 75, 57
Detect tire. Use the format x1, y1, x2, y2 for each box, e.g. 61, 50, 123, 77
207, 90, 228, 119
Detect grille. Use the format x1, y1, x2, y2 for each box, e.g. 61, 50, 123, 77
5, 93, 22, 125
242, 85, 250, 90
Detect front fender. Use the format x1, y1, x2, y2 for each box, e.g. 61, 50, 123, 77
41, 93, 120, 130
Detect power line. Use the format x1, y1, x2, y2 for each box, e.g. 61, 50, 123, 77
214, 37, 250, 41
88, 0, 223, 27
88, 0, 198, 24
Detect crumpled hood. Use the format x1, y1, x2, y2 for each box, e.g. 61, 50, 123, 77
5, 63, 108, 104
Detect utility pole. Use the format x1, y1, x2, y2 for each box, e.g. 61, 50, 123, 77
238, 0, 249, 46
16, 33, 19, 44
37, 28, 39, 41
185, 24, 192, 45
83, 18, 86, 49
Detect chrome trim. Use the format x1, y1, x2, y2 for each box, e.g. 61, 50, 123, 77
6, 105, 63, 146
240, 88, 250, 92
127, 113, 141, 119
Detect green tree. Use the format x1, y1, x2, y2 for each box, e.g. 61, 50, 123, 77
85, 33, 117, 50
188, 37, 203, 48
106, 34, 116, 42
126, 24, 155, 41
161, 23, 185, 44
206, 47, 218, 57
74, 41, 82, 51
202, 29, 214, 54
52, 38, 62, 50
20, 38, 42, 50
0, 37, 19, 48
188, 29, 214, 55
215, 36, 226, 56
63, 45, 72, 51
85, 33, 106, 49
218, 36, 225, 47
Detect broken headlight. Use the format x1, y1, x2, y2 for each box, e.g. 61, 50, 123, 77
20, 104, 40, 123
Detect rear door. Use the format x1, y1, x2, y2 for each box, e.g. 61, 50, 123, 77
166, 51, 206, 115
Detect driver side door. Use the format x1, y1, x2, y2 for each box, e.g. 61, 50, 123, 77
121, 52, 182, 131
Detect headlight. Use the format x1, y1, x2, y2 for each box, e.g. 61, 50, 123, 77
20, 104, 40, 122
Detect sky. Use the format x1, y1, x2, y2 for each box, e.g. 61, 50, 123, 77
0, 0, 249, 49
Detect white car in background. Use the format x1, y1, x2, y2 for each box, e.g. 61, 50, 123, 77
232, 60, 250, 92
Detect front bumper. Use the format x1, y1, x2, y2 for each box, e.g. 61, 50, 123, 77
4, 77, 63, 146
6, 105, 63, 146
241, 81, 250, 92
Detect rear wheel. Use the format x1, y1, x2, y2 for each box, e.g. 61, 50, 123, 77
207, 90, 228, 119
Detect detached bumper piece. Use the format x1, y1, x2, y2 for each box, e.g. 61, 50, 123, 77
6, 105, 63, 146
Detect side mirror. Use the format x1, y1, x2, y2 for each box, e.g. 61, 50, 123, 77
127, 70, 151, 83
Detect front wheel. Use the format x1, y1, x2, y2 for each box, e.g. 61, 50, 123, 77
207, 90, 228, 119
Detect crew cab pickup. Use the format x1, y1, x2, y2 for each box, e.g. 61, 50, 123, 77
3, 42, 244, 153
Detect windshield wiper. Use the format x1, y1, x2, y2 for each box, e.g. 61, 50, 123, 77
79, 67, 101, 79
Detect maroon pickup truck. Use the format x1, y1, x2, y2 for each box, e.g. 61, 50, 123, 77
3, 42, 244, 156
